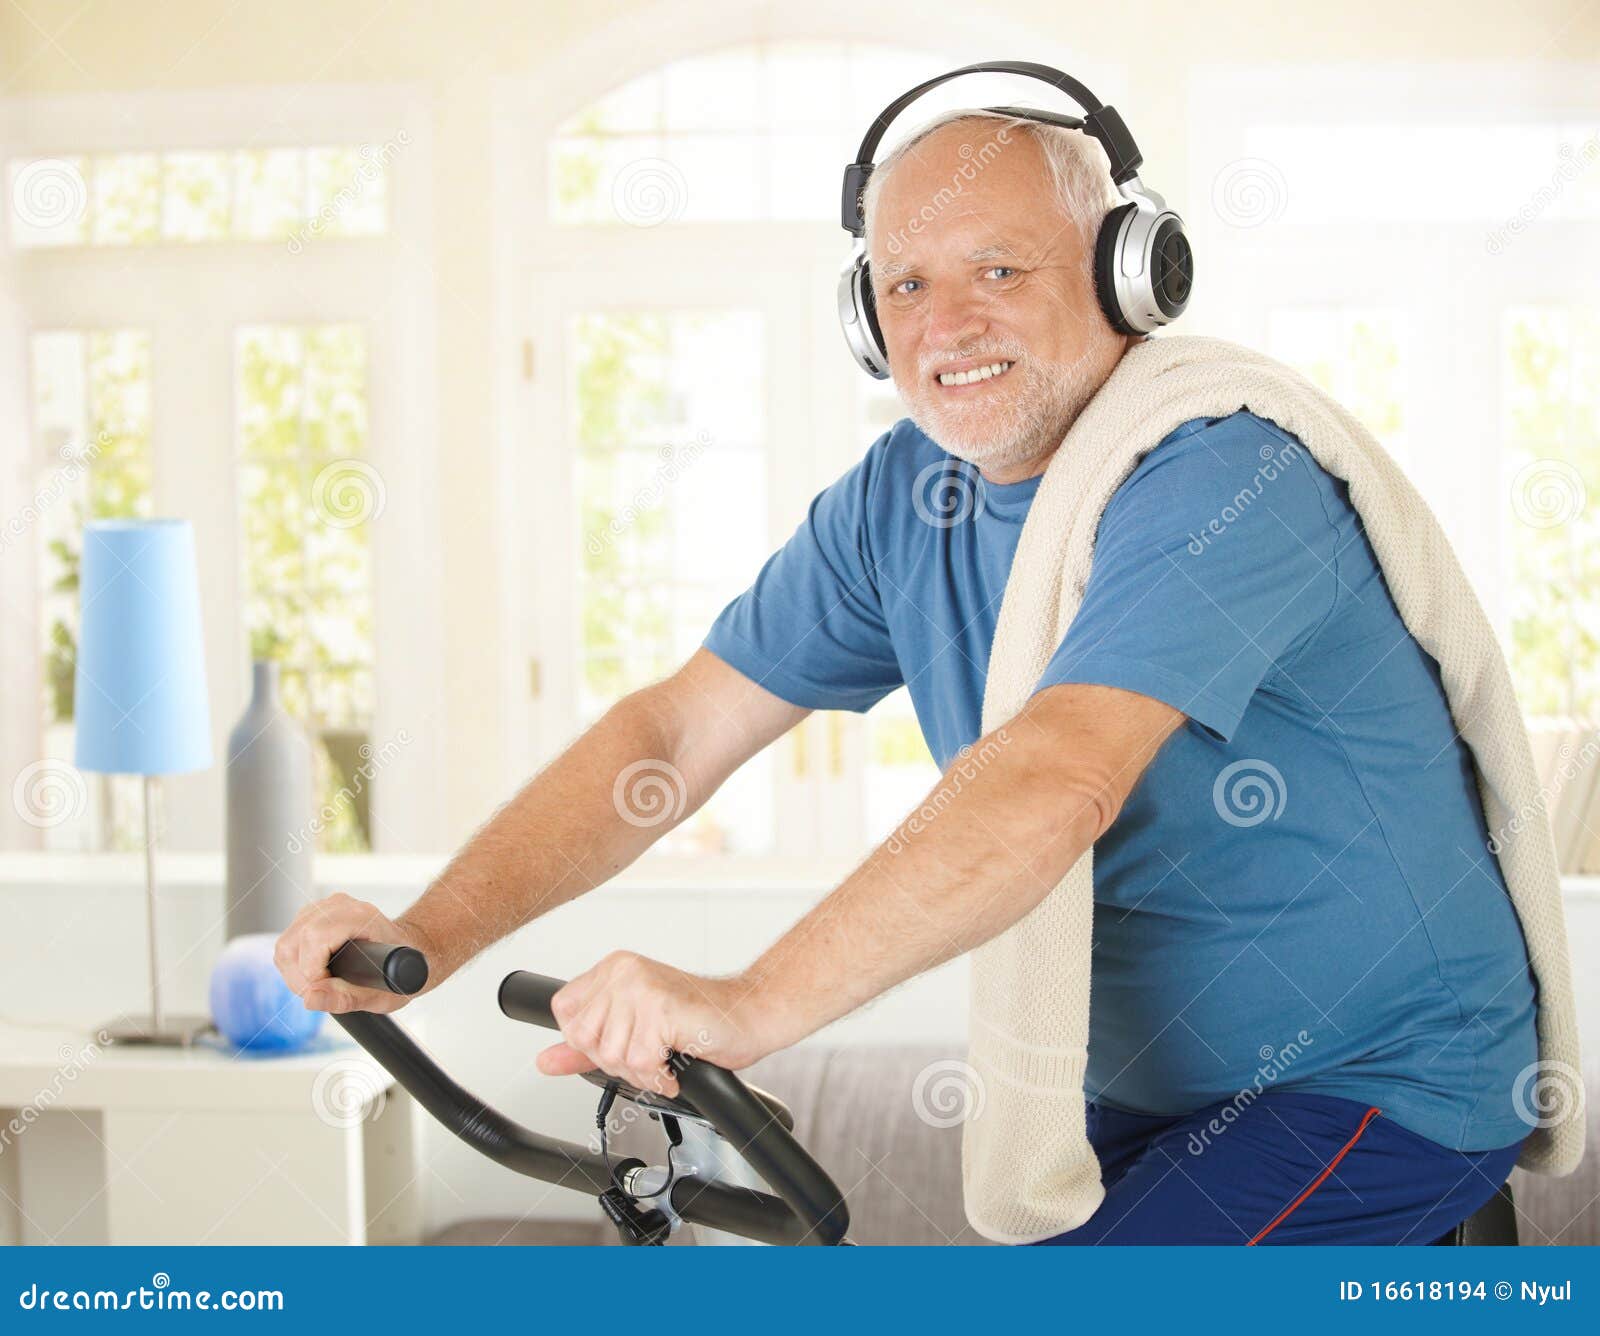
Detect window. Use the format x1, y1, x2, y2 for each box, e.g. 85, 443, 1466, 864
548, 43, 942, 225
7, 142, 398, 248
1193, 66, 1600, 739
1230, 124, 1600, 227
5, 88, 432, 855
1267, 309, 1410, 472
531, 38, 995, 865
28, 329, 153, 850
546, 40, 1061, 228
1503, 306, 1600, 719
237, 324, 379, 851
572, 309, 774, 856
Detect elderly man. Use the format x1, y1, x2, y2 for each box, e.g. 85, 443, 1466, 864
278, 111, 1537, 1244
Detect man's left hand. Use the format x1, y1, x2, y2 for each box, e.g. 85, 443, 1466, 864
535, 951, 779, 1097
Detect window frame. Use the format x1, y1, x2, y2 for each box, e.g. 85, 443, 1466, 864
0, 85, 445, 854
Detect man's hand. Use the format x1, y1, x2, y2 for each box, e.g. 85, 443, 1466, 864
536, 951, 781, 1097
275, 892, 436, 1016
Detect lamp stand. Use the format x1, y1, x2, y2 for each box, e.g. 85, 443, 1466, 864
103, 776, 212, 1047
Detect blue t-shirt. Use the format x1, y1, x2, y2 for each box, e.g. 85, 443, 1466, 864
704, 410, 1537, 1152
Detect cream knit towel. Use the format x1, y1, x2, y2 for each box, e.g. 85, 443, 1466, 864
964, 333, 1585, 1245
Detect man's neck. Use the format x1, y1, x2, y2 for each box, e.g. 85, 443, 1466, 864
980, 452, 1055, 486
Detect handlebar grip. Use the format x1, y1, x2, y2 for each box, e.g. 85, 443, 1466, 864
328, 940, 430, 996
496, 970, 848, 1244
496, 971, 561, 1029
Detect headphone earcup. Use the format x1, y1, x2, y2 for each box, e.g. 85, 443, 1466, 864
838, 251, 891, 378
1093, 201, 1141, 336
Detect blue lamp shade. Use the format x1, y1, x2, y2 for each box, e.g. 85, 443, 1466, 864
74, 519, 213, 776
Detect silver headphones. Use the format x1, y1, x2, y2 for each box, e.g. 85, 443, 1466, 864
838, 60, 1194, 379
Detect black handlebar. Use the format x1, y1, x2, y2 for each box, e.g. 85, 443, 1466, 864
498, 972, 849, 1245
329, 939, 429, 995
325, 942, 849, 1246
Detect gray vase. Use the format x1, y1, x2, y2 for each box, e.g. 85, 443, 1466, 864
225, 660, 314, 938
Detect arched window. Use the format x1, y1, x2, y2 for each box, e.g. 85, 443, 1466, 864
519, 40, 1058, 863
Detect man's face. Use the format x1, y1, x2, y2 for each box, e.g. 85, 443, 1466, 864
868, 122, 1122, 480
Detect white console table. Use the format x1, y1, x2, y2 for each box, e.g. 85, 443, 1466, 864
0, 1022, 420, 1246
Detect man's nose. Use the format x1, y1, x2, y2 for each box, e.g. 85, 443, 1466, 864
923, 285, 991, 351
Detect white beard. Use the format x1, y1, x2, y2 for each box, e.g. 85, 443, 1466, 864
896, 341, 1106, 475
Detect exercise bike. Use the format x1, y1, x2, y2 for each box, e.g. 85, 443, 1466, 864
325, 940, 852, 1246
324, 940, 1519, 1247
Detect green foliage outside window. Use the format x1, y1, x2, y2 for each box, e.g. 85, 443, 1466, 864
1506, 309, 1600, 720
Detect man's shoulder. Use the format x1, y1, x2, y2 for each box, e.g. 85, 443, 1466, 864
1106, 409, 1323, 530
1139, 409, 1306, 479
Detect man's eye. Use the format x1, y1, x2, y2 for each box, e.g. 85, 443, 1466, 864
891, 278, 923, 296
984, 266, 1018, 280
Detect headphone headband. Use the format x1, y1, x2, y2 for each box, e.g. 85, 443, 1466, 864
840, 60, 1144, 237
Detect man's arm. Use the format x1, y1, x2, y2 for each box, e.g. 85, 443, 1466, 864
537, 682, 1183, 1092
275, 649, 808, 1012
743, 681, 1182, 1043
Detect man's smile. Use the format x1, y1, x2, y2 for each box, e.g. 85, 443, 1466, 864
934, 358, 1017, 390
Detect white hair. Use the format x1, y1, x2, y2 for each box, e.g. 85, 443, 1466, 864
861, 109, 1122, 282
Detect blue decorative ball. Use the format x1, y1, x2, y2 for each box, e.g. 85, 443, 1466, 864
209, 933, 324, 1052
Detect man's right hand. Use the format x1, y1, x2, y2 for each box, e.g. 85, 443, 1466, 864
274, 892, 432, 1016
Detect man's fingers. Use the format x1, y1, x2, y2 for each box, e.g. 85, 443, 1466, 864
595, 1003, 637, 1083
293, 907, 349, 991
536, 1041, 598, 1076
622, 1016, 669, 1092
295, 899, 390, 993
276, 894, 402, 1005
301, 977, 404, 1015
